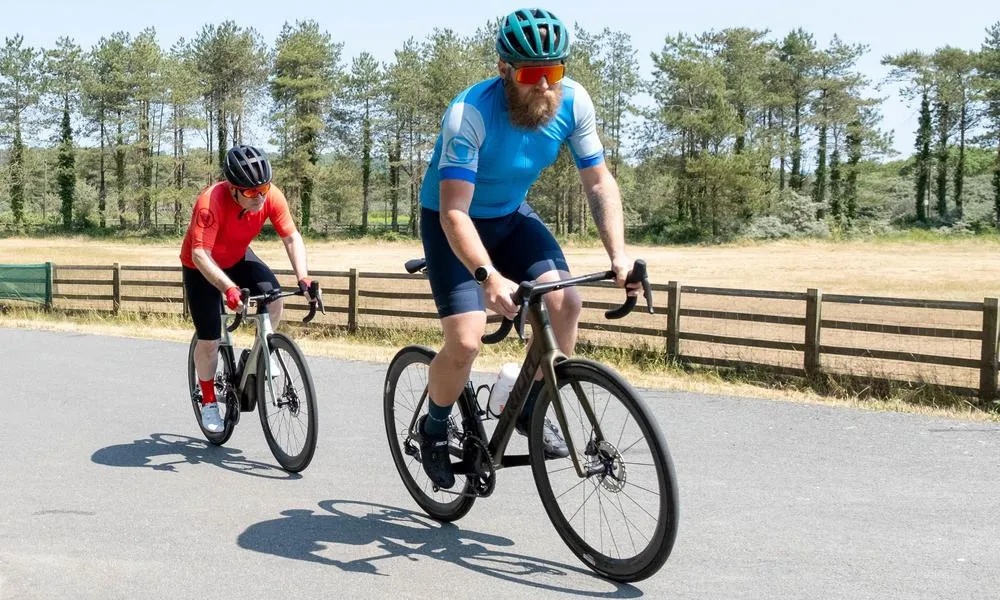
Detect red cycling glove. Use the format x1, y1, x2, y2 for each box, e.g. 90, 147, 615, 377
224, 286, 242, 311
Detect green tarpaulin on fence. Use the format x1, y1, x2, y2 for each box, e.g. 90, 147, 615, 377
0, 263, 52, 305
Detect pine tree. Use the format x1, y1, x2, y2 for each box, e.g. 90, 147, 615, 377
270, 20, 342, 231
0, 35, 43, 228
978, 23, 1000, 227
45, 37, 84, 230
883, 51, 934, 223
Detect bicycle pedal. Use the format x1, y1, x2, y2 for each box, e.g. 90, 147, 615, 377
431, 486, 481, 499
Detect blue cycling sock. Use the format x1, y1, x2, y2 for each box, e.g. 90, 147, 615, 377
423, 399, 453, 439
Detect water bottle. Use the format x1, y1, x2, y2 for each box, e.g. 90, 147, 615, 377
488, 363, 520, 417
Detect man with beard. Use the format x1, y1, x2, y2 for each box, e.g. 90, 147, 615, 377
415, 8, 640, 489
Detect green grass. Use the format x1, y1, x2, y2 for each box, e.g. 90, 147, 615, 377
2, 303, 997, 421
866, 227, 1000, 244
256, 318, 1000, 417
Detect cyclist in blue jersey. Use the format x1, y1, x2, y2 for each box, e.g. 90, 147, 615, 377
417, 8, 640, 489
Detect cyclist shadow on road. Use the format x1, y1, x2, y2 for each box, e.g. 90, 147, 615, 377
90, 433, 299, 480
237, 499, 641, 597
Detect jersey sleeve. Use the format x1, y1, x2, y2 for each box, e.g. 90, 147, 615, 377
189, 188, 220, 253
267, 186, 297, 238
567, 84, 605, 170
438, 101, 486, 183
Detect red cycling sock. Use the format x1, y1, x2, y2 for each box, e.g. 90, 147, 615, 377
198, 378, 216, 405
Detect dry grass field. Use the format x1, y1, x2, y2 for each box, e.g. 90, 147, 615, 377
1, 235, 998, 414
1, 235, 997, 300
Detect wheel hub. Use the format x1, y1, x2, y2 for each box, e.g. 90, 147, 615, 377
586, 440, 627, 492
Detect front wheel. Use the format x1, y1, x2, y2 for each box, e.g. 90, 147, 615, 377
257, 333, 318, 473
187, 334, 238, 446
530, 358, 679, 582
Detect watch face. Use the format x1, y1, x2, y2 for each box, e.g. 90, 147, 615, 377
475, 266, 489, 282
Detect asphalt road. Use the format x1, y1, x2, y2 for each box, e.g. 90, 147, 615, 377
1, 328, 998, 599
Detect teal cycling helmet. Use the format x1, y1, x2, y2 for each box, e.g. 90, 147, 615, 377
495, 8, 570, 64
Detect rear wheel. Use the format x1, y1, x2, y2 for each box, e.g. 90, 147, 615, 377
383, 345, 477, 522
187, 334, 238, 446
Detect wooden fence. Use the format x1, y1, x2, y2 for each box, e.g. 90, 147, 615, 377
16, 262, 1000, 405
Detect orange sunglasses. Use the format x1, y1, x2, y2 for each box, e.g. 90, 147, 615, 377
511, 63, 565, 85
236, 183, 271, 198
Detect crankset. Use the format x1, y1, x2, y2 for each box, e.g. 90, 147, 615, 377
428, 435, 496, 498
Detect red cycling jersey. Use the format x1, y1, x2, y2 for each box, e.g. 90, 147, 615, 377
180, 182, 296, 269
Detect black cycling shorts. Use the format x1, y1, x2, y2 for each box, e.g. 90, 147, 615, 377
182, 248, 281, 340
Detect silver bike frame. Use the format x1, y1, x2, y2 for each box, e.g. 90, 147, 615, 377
219, 306, 281, 406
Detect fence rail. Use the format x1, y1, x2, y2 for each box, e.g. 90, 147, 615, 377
3, 262, 997, 405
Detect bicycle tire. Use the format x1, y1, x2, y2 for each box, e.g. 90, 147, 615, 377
529, 358, 679, 582
256, 333, 318, 473
187, 334, 238, 446
383, 345, 476, 522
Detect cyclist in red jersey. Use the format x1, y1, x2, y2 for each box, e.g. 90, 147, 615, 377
181, 145, 318, 433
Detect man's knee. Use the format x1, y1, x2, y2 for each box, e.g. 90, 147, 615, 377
441, 315, 485, 369
554, 288, 583, 320
539, 275, 582, 322
445, 332, 481, 367
195, 338, 220, 354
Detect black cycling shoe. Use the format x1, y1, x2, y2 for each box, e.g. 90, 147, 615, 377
516, 415, 570, 459
417, 415, 456, 489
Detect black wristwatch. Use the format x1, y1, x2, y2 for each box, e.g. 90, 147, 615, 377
474, 264, 496, 286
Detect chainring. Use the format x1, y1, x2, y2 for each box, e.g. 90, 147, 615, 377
462, 435, 496, 497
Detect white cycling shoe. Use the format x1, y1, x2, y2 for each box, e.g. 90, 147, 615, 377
200, 402, 225, 433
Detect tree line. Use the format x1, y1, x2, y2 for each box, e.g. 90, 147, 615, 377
1, 19, 999, 241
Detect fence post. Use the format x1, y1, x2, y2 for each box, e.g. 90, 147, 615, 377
112, 263, 121, 315
348, 268, 359, 333
980, 297, 999, 404
666, 281, 681, 361
44, 261, 54, 311
804, 288, 823, 377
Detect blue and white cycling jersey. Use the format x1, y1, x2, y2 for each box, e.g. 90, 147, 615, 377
420, 76, 605, 219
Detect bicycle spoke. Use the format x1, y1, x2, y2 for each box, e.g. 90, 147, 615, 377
617, 501, 654, 547
565, 479, 603, 524
546, 463, 578, 475
553, 476, 589, 501
598, 481, 655, 535
620, 436, 648, 455
617, 487, 661, 524
616, 410, 632, 452
614, 491, 641, 554
597, 384, 612, 424
596, 485, 622, 559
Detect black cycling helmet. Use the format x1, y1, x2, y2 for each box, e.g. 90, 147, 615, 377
223, 145, 272, 188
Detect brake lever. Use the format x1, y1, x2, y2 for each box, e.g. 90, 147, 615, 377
515, 296, 529, 341
227, 288, 251, 332
310, 280, 325, 315
640, 268, 653, 314
604, 260, 651, 319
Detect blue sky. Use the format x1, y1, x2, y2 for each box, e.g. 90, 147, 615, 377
2, 0, 995, 158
